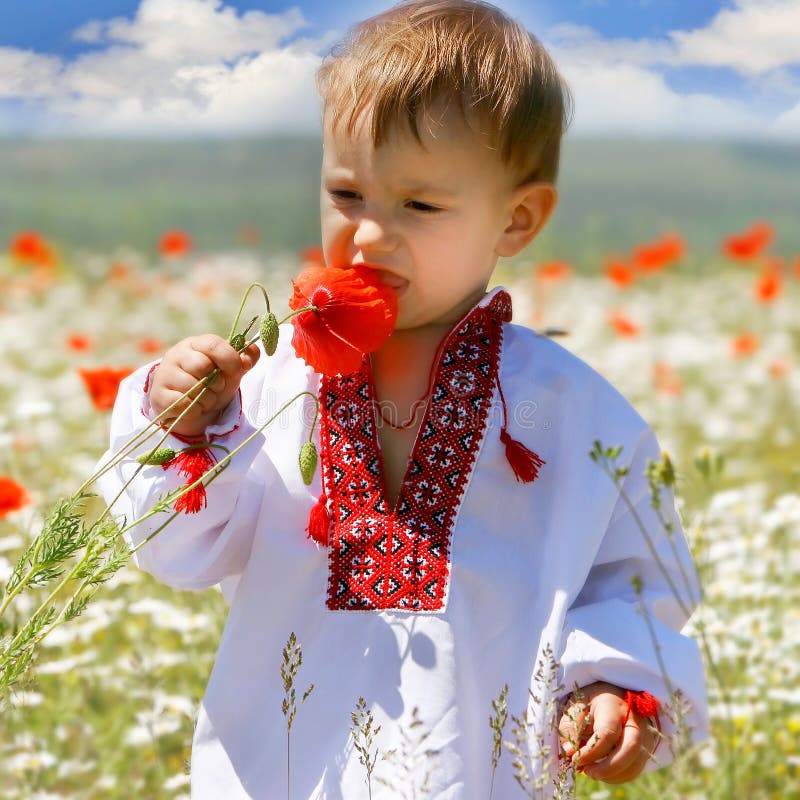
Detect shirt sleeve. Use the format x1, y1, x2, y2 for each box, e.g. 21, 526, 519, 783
93, 354, 275, 592
557, 424, 710, 772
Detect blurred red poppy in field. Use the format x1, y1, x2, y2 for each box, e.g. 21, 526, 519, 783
632, 233, 685, 273
653, 360, 683, 395
609, 310, 640, 337
10, 231, 55, 267
159, 230, 192, 258
289, 264, 398, 375
300, 245, 326, 266
138, 337, 164, 355
793, 257, 800, 279
604, 257, 636, 288
236, 224, 262, 246
754, 263, 783, 304
535, 260, 572, 282
66, 333, 93, 352
78, 366, 135, 411
769, 359, 790, 379
0, 476, 29, 519
108, 262, 131, 282
722, 221, 773, 262
731, 333, 759, 357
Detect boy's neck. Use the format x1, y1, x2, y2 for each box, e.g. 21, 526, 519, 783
370, 326, 450, 378
371, 286, 491, 377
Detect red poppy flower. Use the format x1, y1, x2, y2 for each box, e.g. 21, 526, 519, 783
609, 310, 640, 337
289, 264, 398, 376
66, 333, 93, 352
138, 337, 164, 355
159, 229, 192, 258
78, 366, 135, 411
754, 264, 782, 304
769, 359, 790, 379
731, 332, 759, 357
604, 257, 636, 288
108, 262, 131, 282
0, 476, 30, 519
10, 230, 55, 267
632, 233, 685, 273
653, 360, 683, 395
722, 221, 773, 262
535, 260, 572, 282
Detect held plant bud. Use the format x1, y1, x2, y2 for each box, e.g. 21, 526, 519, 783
260, 312, 279, 356
299, 442, 318, 486
229, 332, 246, 351
136, 447, 177, 465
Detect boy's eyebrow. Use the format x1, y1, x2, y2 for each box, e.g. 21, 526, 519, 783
324, 171, 457, 197
397, 182, 456, 197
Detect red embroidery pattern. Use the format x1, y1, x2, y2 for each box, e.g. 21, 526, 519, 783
319, 290, 512, 611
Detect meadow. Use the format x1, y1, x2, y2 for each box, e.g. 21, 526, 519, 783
0, 138, 798, 799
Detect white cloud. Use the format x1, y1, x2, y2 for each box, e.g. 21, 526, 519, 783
554, 60, 766, 138
72, 0, 308, 63
546, 1, 800, 139
0, 0, 798, 138
670, 0, 800, 76
0, 47, 62, 98
0, 0, 335, 137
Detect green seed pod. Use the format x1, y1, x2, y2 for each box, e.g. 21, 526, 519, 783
136, 446, 177, 465
229, 332, 246, 351
260, 312, 279, 356
298, 442, 318, 486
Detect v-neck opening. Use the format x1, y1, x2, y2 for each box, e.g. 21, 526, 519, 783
365, 346, 442, 519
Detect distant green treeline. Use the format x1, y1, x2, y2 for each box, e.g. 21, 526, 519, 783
1, 136, 798, 271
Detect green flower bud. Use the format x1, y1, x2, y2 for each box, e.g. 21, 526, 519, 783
136, 447, 177, 465
298, 442, 318, 486
229, 332, 246, 351
260, 312, 279, 356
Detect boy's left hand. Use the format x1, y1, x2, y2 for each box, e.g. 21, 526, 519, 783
558, 681, 659, 784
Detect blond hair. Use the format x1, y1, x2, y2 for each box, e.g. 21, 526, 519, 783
316, 0, 574, 184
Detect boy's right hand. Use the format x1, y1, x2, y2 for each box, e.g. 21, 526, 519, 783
149, 334, 260, 438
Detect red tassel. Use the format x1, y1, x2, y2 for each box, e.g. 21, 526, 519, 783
627, 689, 661, 720
623, 689, 663, 744
499, 427, 545, 483
306, 491, 330, 546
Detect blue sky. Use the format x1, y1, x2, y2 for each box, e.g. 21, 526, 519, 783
1, 0, 798, 138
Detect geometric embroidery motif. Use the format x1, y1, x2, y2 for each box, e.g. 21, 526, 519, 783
319, 289, 513, 611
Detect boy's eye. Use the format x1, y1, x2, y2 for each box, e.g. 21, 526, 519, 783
327, 190, 441, 214
329, 190, 359, 201
406, 201, 440, 214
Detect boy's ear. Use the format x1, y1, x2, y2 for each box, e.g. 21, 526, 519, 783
494, 182, 558, 258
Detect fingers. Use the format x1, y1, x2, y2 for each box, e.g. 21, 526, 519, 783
570, 696, 624, 768
240, 342, 261, 371
581, 716, 660, 784
558, 702, 592, 758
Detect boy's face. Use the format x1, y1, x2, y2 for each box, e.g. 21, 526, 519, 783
320, 96, 527, 333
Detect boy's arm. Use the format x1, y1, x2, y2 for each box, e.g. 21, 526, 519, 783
556, 424, 710, 773
93, 352, 273, 592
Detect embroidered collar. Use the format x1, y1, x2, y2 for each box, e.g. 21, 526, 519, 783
317, 287, 513, 611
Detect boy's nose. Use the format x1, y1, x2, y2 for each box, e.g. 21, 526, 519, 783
352, 216, 397, 253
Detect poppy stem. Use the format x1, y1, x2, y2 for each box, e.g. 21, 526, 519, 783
278, 306, 317, 325
226, 282, 271, 342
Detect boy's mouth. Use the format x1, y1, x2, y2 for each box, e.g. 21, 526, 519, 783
378, 273, 409, 291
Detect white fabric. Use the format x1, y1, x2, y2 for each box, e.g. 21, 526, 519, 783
94, 285, 709, 799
